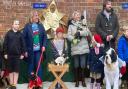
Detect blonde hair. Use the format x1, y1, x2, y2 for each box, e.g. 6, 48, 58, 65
72, 10, 81, 19
29, 10, 40, 23
13, 19, 19, 24
123, 25, 128, 31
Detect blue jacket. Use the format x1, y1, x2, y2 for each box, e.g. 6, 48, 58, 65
117, 35, 128, 63
23, 22, 47, 54
88, 47, 104, 73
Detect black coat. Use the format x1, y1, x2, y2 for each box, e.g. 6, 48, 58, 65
3, 30, 26, 57
88, 47, 104, 73
95, 10, 119, 49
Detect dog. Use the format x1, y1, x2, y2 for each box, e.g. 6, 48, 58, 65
55, 54, 68, 66
28, 72, 42, 89
100, 48, 125, 89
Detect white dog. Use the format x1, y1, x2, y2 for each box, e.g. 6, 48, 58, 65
100, 48, 125, 89
55, 55, 68, 66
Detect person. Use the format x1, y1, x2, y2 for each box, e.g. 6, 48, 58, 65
95, 0, 119, 49
23, 10, 47, 88
51, 27, 68, 89
67, 10, 92, 87
0, 34, 10, 88
51, 27, 68, 61
117, 25, 128, 88
88, 34, 104, 89
3, 20, 26, 89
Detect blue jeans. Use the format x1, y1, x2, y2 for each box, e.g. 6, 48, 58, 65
28, 51, 43, 80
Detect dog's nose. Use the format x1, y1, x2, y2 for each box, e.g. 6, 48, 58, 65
106, 55, 108, 59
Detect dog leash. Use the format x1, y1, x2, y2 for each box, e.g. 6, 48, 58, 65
36, 51, 43, 76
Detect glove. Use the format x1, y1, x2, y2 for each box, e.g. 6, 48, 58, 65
120, 66, 126, 76
74, 32, 80, 39
72, 39, 79, 45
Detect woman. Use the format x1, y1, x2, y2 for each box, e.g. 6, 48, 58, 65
67, 10, 92, 87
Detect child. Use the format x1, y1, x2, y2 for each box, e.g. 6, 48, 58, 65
51, 27, 68, 89
117, 25, 128, 88
88, 34, 104, 89
3, 20, 26, 89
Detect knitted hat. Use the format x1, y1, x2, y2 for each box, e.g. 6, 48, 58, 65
93, 34, 103, 44
56, 27, 64, 34
93, 34, 104, 47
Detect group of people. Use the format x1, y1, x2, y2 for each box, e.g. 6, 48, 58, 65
0, 0, 128, 89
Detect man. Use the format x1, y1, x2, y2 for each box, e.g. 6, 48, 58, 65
95, 0, 119, 49
23, 11, 47, 88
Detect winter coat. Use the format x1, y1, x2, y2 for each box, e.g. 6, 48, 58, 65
3, 29, 26, 57
117, 35, 128, 63
23, 23, 47, 62
51, 38, 68, 59
95, 10, 119, 49
23, 22, 47, 57
67, 20, 92, 55
88, 47, 104, 73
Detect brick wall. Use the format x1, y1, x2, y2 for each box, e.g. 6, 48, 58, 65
0, 0, 128, 35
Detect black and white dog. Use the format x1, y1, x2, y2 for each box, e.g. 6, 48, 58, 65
100, 48, 125, 89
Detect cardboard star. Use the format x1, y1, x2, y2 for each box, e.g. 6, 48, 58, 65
42, 0, 64, 31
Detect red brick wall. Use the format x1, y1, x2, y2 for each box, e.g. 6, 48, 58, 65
0, 0, 128, 35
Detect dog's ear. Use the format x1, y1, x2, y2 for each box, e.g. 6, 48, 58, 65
110, 50, 117, 63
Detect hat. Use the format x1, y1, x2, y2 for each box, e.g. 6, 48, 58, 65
93, 34, 103, 44
56, 27, 64, 34
93, 34, 104, 47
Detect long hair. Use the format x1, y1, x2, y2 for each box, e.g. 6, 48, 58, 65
29, 10, 40, 23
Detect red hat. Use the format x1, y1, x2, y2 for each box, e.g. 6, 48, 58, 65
56, 27, 64, 34
93, 34, 103, 44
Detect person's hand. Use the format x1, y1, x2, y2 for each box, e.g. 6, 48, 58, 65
74, 32, 80, 38
87, 65, 89, 69
20, 55, 24, 59
109, 35, 113, 39
106, 35, 113, 41
4, 54, 8, 59
24, 52, 28, 58
106, 35, 110, 41
42, 46, 45, 52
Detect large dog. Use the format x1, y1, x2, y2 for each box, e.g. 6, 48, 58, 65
100, 48, 125, 89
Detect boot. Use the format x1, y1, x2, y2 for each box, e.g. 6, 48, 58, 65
96, 83, 101, 89
74, 68, 79, 87
81, 68, 86, 87
90, 83, 94, 89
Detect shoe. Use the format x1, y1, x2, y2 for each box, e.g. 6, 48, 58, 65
81, 68, 86, 87
74, 68, 79, 87
75, 81, 79, 87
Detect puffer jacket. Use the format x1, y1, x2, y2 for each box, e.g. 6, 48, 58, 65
67, 20, 92, 55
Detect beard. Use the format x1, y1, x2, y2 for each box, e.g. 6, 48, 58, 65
105, 8, 113, 13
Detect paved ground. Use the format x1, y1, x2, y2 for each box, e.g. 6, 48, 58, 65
16, 78, 102, 89
1, 78, 122, 89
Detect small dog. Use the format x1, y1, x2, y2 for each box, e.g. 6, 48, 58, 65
28, 72, 42, 89
55, 55, 68, 66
